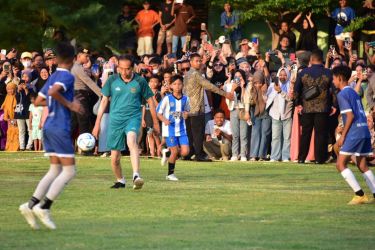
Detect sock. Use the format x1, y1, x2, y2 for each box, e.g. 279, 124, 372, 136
341, 168, 362, 194
117, 177, 125, 184
133, 172, 140, 180
355, 190, 365, 196
28, 196, 40, 209
44, 165, 76, 200
168, 162, 175, 175
32, 164, 62, 200
40, 197, 53, 210
363, 170, 375, 195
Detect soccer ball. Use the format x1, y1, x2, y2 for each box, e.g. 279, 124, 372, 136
77, 133, 96, 152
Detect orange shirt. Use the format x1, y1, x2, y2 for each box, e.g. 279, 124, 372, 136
135, 9, 159, 37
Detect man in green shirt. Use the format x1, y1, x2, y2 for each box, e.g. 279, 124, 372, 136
92, 55, 160, 190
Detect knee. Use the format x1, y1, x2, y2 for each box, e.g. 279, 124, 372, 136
180, 147, 190, 157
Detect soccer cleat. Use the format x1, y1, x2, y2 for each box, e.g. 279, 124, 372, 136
110, 182, 125, 189
32, 204, 56, 230
347, 195, 369, 205
19, 203, 40, 230
166, 174, 179, 181
133, 176, 144, 190
161, 149, 169, 166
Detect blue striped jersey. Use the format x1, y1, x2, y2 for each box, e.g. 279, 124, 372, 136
157, 94, 190, 137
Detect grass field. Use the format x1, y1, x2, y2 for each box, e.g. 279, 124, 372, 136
0, 152, 374, 250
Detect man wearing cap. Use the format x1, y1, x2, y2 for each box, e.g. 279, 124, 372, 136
135, 1, 160, 56
184, 53, 234, 161
44, 51, 57, 75
71, 48, 102, 137
20, 52, 38, 81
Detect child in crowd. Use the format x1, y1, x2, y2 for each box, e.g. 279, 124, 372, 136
142, 75, 162, 157
28, 93, 44, 151
332, 65, 375, 205
157, 75, 190, 181
1, 82, 19, 151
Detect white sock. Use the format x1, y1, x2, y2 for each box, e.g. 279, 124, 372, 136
133, 172, 140, 180
117, 177, 125, 184
45, 165, 76, 200
33, 164, 62, 199
363, 170, 375, 194
341, 168, 362, 193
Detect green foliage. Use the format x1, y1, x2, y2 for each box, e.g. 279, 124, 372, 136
344, 15, 375, 32
0, 0, 145, 53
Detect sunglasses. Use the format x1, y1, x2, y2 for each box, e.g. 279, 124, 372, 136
181, 67, 190, 72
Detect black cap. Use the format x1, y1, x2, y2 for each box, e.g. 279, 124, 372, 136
77, 47, 90, 55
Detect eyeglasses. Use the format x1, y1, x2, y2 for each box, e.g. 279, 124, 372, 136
181, 67, 190, 72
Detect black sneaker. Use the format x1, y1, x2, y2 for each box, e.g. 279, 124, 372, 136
110, 182, 125, 189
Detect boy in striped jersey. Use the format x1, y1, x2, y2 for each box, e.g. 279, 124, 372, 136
157, 75, 190, 181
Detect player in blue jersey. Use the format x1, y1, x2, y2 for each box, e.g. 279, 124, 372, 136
19, 43, 84, 229
332, 65, 375, 205
157, 75, 190, 181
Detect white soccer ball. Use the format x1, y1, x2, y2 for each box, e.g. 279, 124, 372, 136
77, 133, 96, 152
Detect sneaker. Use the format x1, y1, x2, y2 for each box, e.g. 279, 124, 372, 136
166, 174, 179, 181
249, 157, 257, 162
222, 156, 229, 161
240, 156, 247, 162
133, 176, 144, 190
19, 203, 39, 230
347, 195, 369, 205
110, 182, 126, 189
161, 149, 169, 166
32, 204, 56, 230
282, 159, 290, 163
230, 156, 238, 161
269, 159, 277, 162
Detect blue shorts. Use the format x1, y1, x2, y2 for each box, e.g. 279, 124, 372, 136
107, 119, 140, 151
166, 135, 189, 148
340, 138, 373, 156
43, 128, 75, 158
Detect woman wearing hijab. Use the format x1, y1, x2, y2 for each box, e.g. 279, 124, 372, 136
31, 67, 50, 93
249, 70, 271, 161
266, 67, 294, 162
1, 82, 19, 151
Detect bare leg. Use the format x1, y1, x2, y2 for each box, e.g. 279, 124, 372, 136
110, 150, 123, 180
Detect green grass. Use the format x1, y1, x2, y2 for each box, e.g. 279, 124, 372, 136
0, 152, 375, 250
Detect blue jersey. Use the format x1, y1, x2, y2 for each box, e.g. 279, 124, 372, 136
39, 68, 74, 132
338, 86, 370, 140
157, 94, 190, 137
331, 7, 355, 35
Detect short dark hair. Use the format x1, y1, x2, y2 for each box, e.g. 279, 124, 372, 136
310, 49, 323, 63
149, 74, 160, 82
55, 43, 75, 63
189, 53, 201, 61
171, 74, 184, 84
332, 65, 352, 82
213, 109, 225, 117
118, 54, 135, 67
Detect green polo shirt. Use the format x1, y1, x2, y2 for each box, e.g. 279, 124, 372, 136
102, 73, 153, 128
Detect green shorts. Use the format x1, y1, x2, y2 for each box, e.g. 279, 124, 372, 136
107, 118, 141, 150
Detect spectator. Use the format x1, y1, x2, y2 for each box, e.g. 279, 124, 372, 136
71, 48, 102, 136
171, 0, 195, 54
32, 54, 44, 74
366, 65, 375, 112
31, 67, 49, 93
249, 70, 271, 161
15, 70, 33, 151
117, 4, 137, 54
329, 0, 355, 56
157, 0, 176, 55
220, 2, 242, 48
184, 53, 233, 161
28, 93, 43, 151
135, 1, 160, 56
20, 52, 38, 81
204, 109, 232, 160
224, 69, 248, 161
266, 67, 294, 162
292, 12, 318, 52
206, 58, 228, 110
1, 82, 19, 151
294, 49, 336, 164
267, 20, 297, 51
44, 51, 57, 75
358, 0, 375, 60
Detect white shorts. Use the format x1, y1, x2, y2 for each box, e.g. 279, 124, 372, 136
335, 32, 352, 41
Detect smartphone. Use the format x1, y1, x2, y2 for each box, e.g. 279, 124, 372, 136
272, 76, 279, 86
201, 23, 206, 31
252, 37, 258, 44
91, 64, 99, 74
1, 49, 6, 56
175, 0, 184, 4
3, 64, 10, 72
290, 53, 296, 62
344, 37, 350, 48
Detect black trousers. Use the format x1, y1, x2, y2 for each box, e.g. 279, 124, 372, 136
186, 114, 206, 159
299, 112, 329, 163
72, 90, 98, 134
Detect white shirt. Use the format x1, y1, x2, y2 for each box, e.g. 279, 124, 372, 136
205, 119, 232, 143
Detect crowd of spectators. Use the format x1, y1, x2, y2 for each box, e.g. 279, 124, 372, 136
0, 0, 375, 165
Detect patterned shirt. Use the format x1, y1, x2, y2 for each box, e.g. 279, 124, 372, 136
183, 68, 226, 114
